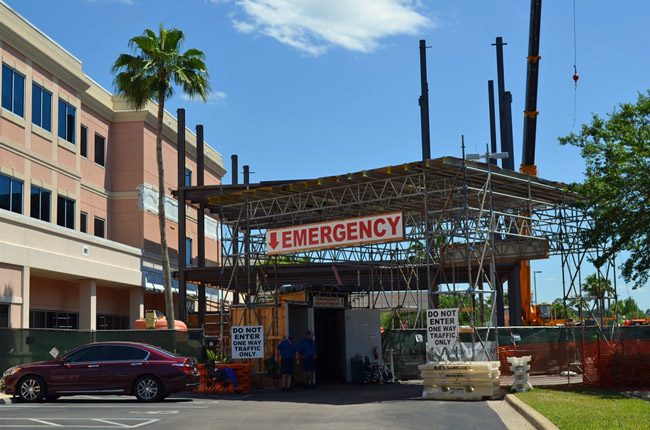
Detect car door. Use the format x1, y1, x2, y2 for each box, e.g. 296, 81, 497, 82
48, 345, 104, 394
97, 345, 150, 393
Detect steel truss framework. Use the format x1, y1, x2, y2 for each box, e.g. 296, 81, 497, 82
182, 156, 616, 362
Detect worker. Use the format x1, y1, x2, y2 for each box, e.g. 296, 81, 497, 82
298, 330, 317, 389
277, 335, 296, 391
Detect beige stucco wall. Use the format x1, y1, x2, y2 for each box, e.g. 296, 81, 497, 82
31, 277, 80, 313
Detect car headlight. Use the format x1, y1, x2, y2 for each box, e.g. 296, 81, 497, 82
2, 367, 21, 377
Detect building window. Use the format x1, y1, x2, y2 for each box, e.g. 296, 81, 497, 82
57, 99, 76, 143
185, 168, 192, 187
0, 173, 23, 214
80, 125, 88, 157
186, 237, 192, 266
0, 304, 8, 328
95, 133, 105, 167
1, 64, 25, 117
32, 83, 52, 131
57, 195, 75, 229
80, 211, 87, 233
30, 185, 51, 222
30, 310, 79, 329
94, 216, 105, 238
97, 314, 129, 330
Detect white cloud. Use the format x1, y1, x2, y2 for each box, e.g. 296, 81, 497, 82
230, 0, 433, 56
182, 91, 228, 105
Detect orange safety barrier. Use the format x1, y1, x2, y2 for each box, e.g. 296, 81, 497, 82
216, 363, 253, 394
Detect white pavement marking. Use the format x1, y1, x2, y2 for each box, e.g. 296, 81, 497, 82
5, 404, 208, 409
30, 419, 62, 427
93, 419, 131, 428
0, 418, 160, 429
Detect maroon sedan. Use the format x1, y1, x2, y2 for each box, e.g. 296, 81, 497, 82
0, 341, 199, 402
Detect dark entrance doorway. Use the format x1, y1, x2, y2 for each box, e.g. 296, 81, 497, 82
314, 308, 346, 382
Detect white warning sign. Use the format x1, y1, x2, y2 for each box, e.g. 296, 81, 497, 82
231, 325, 264, 359
426, 308, 459, 361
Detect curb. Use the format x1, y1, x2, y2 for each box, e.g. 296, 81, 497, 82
0, 396, 13, 405
505, 394, 558, 430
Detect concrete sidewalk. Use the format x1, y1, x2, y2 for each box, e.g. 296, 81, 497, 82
0, 393, 12, 405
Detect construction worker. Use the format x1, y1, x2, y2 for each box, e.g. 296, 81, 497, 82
277, 335, 296, 391
298, 330, 317, 388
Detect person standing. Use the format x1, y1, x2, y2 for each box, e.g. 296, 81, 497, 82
277, 335, 296, 391
298, 330, 317, 388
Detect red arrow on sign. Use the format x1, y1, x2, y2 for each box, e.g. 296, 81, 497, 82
268, 231, 279, 250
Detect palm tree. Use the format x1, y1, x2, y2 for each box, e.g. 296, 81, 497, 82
112, 25, 210, 328
581, 274, 614, 322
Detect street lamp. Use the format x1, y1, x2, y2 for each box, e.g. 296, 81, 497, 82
533, 270, 543, 306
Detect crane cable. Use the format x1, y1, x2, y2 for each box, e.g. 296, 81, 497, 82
572, 0, 579, 128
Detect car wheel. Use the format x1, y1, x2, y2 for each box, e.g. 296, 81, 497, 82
134, 376, 163, 402
18, 376, 46, 403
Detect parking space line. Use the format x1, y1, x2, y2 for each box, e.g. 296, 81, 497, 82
128, 420, 159, 429
5, 404, 208, 409
0, 418, 160, 429
93, 419, 130, 428
30, 419, 62, 427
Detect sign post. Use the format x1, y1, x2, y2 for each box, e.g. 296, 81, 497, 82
231, 325, 264, 359
426, 308, 459, 361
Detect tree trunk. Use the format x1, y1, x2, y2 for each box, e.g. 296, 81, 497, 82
156, 94, 175, 329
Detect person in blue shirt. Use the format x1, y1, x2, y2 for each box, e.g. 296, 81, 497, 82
276, 335, 296, 391
298, 330, 317, 389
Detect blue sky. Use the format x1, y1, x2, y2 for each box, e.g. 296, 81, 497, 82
7, 0, 649, 310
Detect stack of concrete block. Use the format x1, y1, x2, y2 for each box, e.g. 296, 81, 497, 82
419, 361, 501, 400
507, 355, 533, 392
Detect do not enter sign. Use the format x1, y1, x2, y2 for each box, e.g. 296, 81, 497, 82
426, 308, 459, 360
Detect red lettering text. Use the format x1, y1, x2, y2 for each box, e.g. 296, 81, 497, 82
374, 219, 386, 237
321, 225, 332, 243
293, 229, 307, 247
347, 222, 358, 241
359, 220, 372, 239
333, 224, 346, 242
308, 227, 318, 245
282, 231, 292, 248
386, 215, 401, 235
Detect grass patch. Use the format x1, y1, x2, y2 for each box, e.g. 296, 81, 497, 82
516, 386, 650, 430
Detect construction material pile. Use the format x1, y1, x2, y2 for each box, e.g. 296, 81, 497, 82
419, 361, 501, 400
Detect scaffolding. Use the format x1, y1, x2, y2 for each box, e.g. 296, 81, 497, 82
179, 156, 616, 367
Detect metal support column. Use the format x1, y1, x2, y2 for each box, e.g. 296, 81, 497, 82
243, 165, 251, 302
231, 155, 240, 305
488, 80, 498, 165
419, 39, 431, 160
493, 37, 515, 170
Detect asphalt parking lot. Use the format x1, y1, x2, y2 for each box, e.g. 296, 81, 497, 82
0, 384, 526, 430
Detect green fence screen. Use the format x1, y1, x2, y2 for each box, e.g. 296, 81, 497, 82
0, 328, 204, 373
